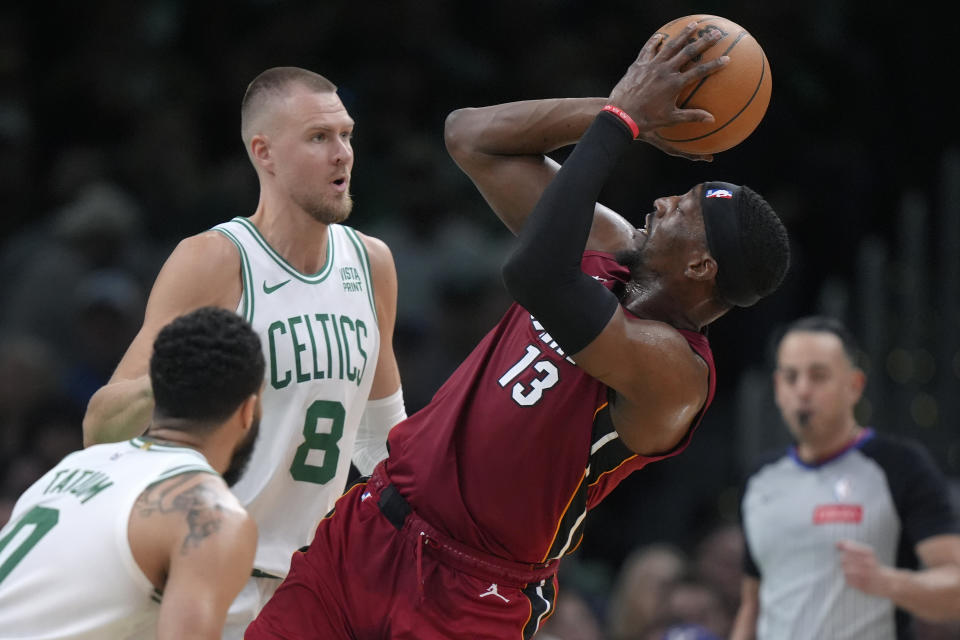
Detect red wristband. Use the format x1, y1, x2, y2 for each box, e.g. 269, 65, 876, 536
601, 104, 640, 140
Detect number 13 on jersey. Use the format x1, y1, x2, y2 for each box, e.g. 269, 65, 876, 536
498, 345, 559, 406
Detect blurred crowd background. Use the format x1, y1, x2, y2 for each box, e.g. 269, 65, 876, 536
1, 1, 958, 638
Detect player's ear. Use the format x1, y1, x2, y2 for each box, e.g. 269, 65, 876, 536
685, 249, 717, 281
239, 393, 259, 432
849, 367, 867, 400
250, 135, 273, 172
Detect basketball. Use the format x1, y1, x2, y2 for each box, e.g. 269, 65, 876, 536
651, 14, 771, 154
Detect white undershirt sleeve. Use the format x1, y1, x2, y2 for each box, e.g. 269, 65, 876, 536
351, 387, 406, 475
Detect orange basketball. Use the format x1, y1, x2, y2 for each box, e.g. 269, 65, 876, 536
651, 14, 772, 154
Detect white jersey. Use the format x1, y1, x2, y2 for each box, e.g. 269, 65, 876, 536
0, 438, 216, 639
213, 218, 380, 576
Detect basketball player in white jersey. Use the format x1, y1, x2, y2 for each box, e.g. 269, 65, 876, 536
0, 306, 262, 639
81, 67, 406, 636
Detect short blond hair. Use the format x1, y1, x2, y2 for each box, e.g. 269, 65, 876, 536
240, 67, 338, 147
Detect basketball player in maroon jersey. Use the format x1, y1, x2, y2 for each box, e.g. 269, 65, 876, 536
246, 22, 790, 639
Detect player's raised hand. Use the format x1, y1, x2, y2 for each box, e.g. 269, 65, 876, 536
608, 22, 728, 134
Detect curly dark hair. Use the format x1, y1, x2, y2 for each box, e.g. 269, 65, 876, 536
150, 307, 264, 425
728, 185, 791, 304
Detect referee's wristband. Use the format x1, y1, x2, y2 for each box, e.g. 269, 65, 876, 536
601, 104, 640, 139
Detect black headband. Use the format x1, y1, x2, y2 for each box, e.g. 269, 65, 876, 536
700, 181, 760, 307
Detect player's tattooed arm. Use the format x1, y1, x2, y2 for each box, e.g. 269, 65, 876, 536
138, 470, 257, 639
135, 472, 226, 553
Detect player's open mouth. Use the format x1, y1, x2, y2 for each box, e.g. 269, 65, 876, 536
639, 213, 652, 235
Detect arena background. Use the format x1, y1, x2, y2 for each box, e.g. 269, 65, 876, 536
1, 0, 958, 634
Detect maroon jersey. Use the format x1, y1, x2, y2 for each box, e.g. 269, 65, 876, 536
387, 251, 716, 565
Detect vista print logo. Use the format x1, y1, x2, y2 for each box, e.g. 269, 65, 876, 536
339, 266, 363, 293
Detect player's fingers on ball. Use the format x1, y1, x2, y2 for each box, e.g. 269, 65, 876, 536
675, 107, 715, 123
664, 31, 713, 73
691, 26, 723, 53
677, 21, 700, 42
668, 25, 716, 67
639, 33, 663, 60
682, 55, 729, 84
659, 22, 697, 58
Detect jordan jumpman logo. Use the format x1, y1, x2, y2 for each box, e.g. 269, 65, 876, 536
479, 583, 510, 603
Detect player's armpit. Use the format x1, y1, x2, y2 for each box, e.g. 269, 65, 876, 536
574, 309, 709, 455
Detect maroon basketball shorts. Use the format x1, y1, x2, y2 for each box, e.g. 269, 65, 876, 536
245, 464, 559, 639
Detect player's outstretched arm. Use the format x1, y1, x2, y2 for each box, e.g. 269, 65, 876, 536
82, 233, 242, 446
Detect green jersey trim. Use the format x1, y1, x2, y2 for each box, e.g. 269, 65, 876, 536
230, 217, 335, 283
126, 438, 218, 486
129, 437, 210, 459
343, 226, 378, 323
142, 466, 220, 491
213, 227, 255, 322
130, 436, 191, 451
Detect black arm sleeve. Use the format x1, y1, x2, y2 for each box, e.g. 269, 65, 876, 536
501, 111, 632, 355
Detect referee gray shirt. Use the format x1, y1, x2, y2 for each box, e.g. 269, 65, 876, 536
740, 429, 960, 640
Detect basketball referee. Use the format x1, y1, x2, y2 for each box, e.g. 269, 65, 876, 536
731, 316, 960, 640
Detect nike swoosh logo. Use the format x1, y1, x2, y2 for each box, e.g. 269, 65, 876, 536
262, 279, 291, 294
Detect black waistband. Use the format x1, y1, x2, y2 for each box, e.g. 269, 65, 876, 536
368, 464, 558, 585
378, 482, 412, 530
251, 568, 282, 579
